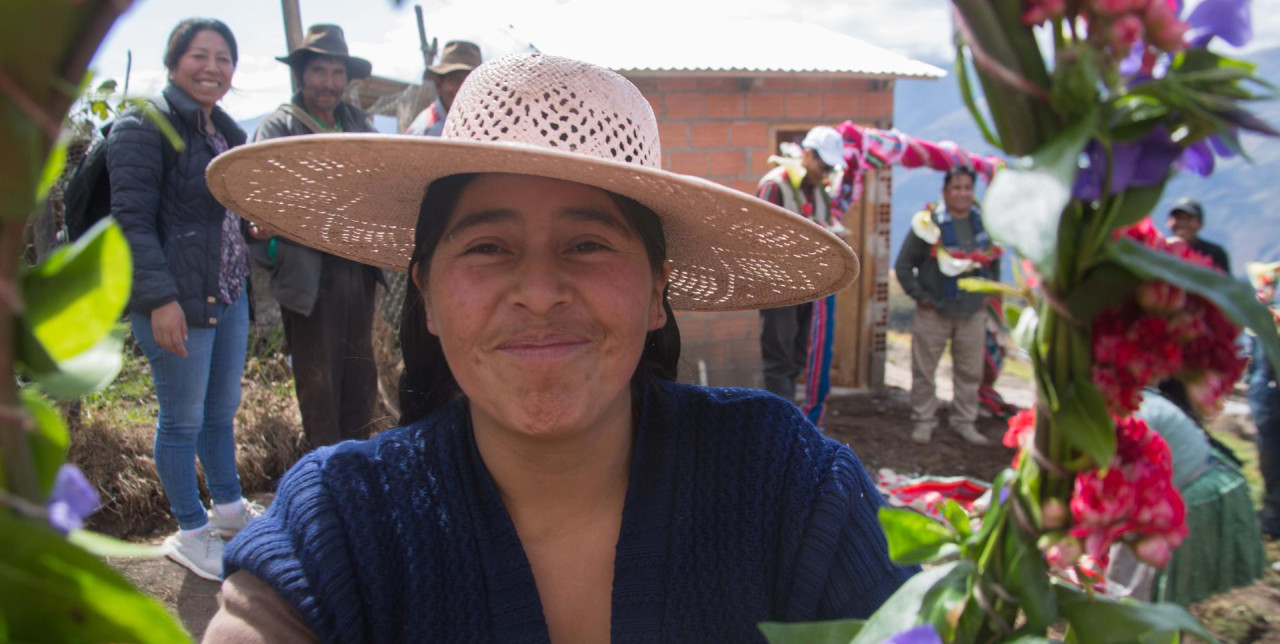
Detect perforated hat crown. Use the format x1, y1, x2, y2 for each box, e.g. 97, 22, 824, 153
441, 54, 661, 167
206, 53, 860, 311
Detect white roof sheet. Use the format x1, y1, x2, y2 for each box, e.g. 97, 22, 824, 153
524, 18, 946, 79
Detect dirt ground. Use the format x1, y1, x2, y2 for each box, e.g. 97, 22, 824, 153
102, 338, 1279, 642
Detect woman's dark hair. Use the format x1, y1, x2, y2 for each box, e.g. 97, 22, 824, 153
164, 18, 239, 70
397, 174, 681, 425
942, 166, 977, 189
1156, 378, 1202, 427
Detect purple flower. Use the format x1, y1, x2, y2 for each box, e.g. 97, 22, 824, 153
999, 486, 1011, 505
1178, 140, 1215, 176
47, 464, 101, 533
1072, 128, 1182, 201
882, 625, 944, 644
1186, 0, 1253, 48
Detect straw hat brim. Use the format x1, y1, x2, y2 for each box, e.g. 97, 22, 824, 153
206, 133, 859, 312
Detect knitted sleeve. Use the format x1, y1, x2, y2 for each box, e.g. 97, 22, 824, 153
783, 444, 917, 620
222, 450, 364, 643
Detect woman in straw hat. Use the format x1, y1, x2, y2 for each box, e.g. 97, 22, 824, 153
203, 53, 913, 643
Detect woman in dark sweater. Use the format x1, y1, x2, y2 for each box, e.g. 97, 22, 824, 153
109, 18, 260, 582
203, 53, 914, 643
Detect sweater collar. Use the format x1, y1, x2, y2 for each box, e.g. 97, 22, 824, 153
462, 378, 675, 642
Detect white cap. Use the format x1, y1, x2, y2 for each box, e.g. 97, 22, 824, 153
801, 126, 847, 170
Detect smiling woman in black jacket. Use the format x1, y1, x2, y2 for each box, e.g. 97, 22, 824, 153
108, 17, 260, 582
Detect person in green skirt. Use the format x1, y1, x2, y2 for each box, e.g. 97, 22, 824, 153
1107, 379, 1266, 605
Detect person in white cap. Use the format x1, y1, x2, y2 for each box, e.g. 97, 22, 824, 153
755, 125, 847, 427
203, 54, 912, 642
895, 166, 1001, 446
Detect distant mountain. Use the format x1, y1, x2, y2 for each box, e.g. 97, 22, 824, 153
235, 113, 401, 137
890, 46, 1280, 278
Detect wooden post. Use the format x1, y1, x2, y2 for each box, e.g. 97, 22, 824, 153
280, 0, 303, 92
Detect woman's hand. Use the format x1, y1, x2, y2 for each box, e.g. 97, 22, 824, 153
246, 222, 273, 240
151, 301, 189, 358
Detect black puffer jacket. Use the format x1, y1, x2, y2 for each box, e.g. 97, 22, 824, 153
108, 84, 248, 328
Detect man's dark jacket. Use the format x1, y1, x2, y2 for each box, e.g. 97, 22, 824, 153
250, 93, 384, 316
108, 84, 248, 328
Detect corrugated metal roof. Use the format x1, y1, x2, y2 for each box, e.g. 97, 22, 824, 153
525, 18, 946, 79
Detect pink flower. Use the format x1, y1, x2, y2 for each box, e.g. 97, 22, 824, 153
1003, 408, 1037, 467
1043, 535, 1083, 570
1111, 14, 1147, 51
1134, 534, 1174, 567
1042, 498, 1070, 529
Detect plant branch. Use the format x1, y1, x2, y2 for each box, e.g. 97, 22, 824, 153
0, 68, 62, 143
0, 220, 40, 502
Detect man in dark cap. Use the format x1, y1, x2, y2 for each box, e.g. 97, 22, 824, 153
248, 24, 384, 449
406, 40, 483, 136
1167, 197, 1231, 273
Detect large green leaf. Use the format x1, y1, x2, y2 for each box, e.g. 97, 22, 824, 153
1054, 380, 1117, 468
850, 561, 974, 644
759, 619, 864, 644
878, 507, 960, 565
0, 514, 190, 644
67, 530, 167, 559
19, 388, 69, 497
1055, 583, 1219, 644
17, 218, 132, 370
1064, 263, 1140, 323
1109, 238, 1280, 376
1001, 518, 1057, 631
32, 325, 126, 399
982, 114, 1096, 282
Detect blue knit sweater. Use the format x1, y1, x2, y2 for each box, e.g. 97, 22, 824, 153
225, 380, 914, 643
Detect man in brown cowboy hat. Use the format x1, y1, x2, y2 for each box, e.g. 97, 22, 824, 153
247, 23, 384, 449
406, 40, 483, 136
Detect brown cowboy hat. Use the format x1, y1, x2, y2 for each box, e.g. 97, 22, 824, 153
426, 40, 482, 77
276, 24, 373, 80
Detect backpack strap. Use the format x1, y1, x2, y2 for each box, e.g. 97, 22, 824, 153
277, 103, 329, 134
147, 95, 179, 173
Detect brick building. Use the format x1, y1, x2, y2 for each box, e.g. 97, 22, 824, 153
358, 18, 943, 391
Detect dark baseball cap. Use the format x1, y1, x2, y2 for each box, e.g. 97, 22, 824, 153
1169, 197, 1204, 221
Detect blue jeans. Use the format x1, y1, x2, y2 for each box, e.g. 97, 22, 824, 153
1247, 338, 1280, 535
131, 294, 248, 530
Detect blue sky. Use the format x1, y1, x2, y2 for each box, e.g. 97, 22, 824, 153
91, 0, 1279, 121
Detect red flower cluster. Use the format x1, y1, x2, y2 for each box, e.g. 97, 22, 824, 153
1022, 0, 1187, 54
1069, 416, 1187, 568
1090, 220, 1246, 417
1002, 408, 1036, 468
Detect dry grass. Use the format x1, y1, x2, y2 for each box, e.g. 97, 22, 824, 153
68, 338, 306, 538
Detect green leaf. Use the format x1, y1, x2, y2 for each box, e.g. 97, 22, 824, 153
1055, 583, 1219, 644
958, 277, 1024, 298
36, 140, 67, 203
954, 44, 1002, 150
1011, 305, 1039, 353
1002, 518, 1058, 630
1107, 185, 1165, 231
95, 79, 117, 93
1064, 263, 1140, 322
0, 514, 191, 644
32, 325, 127, 399
941, 499, 972, 540
19, 388, 69, 498
759, 619, 864, 644
90, 100, 109, 121
878, 507, 960, 565
1005, 303, 1022, 332
850, 561, 975, 644
17, 217, 132, 370
919, 563, 973, 641
1054, 379, 1117, 467
67, 530, 167, 559
983, 113, 1097, 282
1109, 238, 1280, 376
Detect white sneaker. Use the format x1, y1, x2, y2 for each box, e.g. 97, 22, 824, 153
208, 498, 266, 540
952, 425, 991, 446
164, 525, 224, 581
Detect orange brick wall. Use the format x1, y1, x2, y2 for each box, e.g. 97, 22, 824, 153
624, 72, 896, 389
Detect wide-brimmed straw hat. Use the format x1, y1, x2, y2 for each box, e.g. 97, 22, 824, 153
276, 24, 372, 80
427, 40, 482, 77
206, 53, 859, 311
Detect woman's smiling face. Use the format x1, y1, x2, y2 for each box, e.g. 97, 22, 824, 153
168, 29, 235, 110
419, 173, 669, 439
